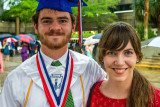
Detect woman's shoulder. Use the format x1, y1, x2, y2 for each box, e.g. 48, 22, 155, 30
91, 81, 104, 94
152, 88, 160, 107
89, 81, 104, 96
154, 88, 160, 96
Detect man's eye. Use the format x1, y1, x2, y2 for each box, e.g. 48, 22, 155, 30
42, 20, 51, 23
59, 20, 67, 23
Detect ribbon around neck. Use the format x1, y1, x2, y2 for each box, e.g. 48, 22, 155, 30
36, 50, 74, 107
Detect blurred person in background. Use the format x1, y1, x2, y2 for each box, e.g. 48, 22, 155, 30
0, 41, 3, 52
3, 41, 10, 61
30, 43, 37, 57
86, 44, 93, 58
80, 44, 86, 55
11, 42, 16, 56
27, 44, 31, 57
92, 43, 99, 61
14, 42, 19, 54
8, 42, 15, 57
20, 42, 29, 62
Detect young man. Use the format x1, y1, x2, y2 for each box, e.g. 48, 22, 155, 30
0, 0, 106, 107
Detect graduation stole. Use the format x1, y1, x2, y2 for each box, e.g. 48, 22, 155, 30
36, 50, 74, 107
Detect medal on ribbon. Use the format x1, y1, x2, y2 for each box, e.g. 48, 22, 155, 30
36, 50, 74, 107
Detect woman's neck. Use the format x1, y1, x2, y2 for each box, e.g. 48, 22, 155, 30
99, 79, 132, 99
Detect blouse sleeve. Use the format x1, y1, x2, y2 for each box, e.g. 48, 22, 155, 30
152, 88, 160, 107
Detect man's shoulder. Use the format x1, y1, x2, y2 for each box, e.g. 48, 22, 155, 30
70, 50, 103, 74
70, 50, 96, 64
7, 55, 37, 80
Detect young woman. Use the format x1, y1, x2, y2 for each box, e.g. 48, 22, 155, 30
87, 22, 160, 107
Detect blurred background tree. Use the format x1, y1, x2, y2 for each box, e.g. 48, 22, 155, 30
72, 0, 120, 33
1, 0, 37, 22
0, 0, 120, 38
136, 0, 160, 39
1, 0, 120, 23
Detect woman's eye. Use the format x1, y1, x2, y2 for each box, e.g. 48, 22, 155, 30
125, 51, 133, 55
107, 51, 116, 55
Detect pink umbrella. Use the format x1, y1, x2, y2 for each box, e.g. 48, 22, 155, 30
15, 34, 35, 44
18, 34, 34, 41
3, 37, 17, 42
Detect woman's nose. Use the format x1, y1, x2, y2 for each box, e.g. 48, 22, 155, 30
114, 54, 125, 66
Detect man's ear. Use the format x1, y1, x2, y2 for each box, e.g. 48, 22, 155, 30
33, 22, 38, 34
72, 22, 76, 33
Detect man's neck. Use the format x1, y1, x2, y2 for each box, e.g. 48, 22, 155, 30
41, 45, 68, 60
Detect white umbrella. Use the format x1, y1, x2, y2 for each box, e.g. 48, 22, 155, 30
3, 37, 17, 42
146, 36, 160, 48
92, 33, 102, 39
84, 35, 99, 45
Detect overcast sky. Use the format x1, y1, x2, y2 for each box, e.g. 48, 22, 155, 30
3, 1, 10, 10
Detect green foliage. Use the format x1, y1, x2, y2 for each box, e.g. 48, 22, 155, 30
135, 0, 144, 21
136, 0, 160, 21
1, 0, 120, 25
1, 0, 37, 22
72, 0, 120, 26
72, 0, 120, 16
72, 31, 98, 38
136, 0, 160, 35
136, 23, 156, 41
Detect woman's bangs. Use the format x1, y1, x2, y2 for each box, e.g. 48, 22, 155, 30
104, 27, 130, 51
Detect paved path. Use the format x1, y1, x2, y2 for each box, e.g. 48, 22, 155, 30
0, 55, 22, 94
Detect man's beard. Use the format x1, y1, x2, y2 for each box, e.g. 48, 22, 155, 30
38, 30, 72, 50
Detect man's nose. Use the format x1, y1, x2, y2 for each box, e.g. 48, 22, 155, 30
49, 21, 61, 31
